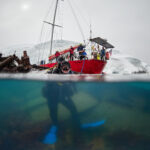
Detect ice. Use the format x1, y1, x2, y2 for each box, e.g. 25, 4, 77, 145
0, 40, 150, 75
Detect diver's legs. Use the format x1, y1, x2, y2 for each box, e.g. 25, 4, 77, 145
48, 101, 58, 126
43, 100, 58, 145
61, 97, 80, 126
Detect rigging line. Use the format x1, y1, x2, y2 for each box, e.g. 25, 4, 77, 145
37, 0, 55, 64
37, 23, 45, 64
39, 27, 48, 64
80, 58, 86, 74
67, 0, 85, 44
42, 27, 52, 63
40, 25, 53, 63
60, 0, 64, 40
41, 10, 57, 63
39, 25, 49, 64
54, 2, 61, 41
57, 0, 64, 41
71, 0, 90, 27
71, 0, 93, 41
44, 0, 56, 20
74, 0, 93, 41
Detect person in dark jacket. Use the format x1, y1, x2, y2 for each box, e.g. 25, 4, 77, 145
77, 44, 86, 60
101, 47, 106, 61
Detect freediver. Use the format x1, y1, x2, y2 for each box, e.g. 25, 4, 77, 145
42, 82, 80, 144
42, 81, 106, 145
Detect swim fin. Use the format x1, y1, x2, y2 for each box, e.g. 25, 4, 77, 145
43, 125, 58, 144
81, 120, 106, 129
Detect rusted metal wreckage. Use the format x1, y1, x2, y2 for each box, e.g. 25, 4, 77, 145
0, 51, 47, 73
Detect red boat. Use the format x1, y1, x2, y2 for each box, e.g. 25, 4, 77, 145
42, 37, 114, 74
40, 0, 114, 74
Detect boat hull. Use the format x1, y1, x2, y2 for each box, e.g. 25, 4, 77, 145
42, 60, 106, 74
69, 60, 106, 74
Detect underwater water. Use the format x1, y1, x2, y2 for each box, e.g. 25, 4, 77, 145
0, 79, 150, 150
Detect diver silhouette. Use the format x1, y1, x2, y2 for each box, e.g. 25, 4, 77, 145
42, 82, 80, 144
42, 82, 105, 145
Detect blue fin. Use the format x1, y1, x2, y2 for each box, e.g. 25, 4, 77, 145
81, 120, 106, 129
43, 126, 57, 144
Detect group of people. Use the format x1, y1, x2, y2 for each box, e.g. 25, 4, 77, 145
54, 44, 87, 63
91, 45, 110, 61
0, 50, 31, 73
54, 43, 110, 63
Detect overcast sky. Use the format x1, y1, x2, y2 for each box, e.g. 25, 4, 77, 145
0, 0, 150, 64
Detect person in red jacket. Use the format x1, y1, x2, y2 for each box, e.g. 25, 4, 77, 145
69, 46, 75, 61
55, 51, 60, 62
106, 51, 110, 60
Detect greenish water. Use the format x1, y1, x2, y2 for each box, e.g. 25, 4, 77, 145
0, 79, 150, 150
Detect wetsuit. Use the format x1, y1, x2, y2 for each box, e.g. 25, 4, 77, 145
42, 82, 80, 126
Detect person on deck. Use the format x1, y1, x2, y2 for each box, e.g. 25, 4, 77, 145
55, 51, 60, 62
81, 49, 87, 60
77, 44, 85, 60
105, 51, 110, 60
101, 47, 106, 61
97, 45, 100, 52
69, 46, 75, 61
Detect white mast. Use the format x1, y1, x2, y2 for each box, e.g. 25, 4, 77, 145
49, 0, 59, 56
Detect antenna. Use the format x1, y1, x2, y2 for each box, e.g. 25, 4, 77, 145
90, 23, 92, 39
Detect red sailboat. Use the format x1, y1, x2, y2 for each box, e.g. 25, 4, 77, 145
41, 0, 114, 74
42, 37, 114, 74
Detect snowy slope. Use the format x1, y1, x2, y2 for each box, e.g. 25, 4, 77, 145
0, 40, 78, 64
0, 40, 150, 74
104, 50, 150, 74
